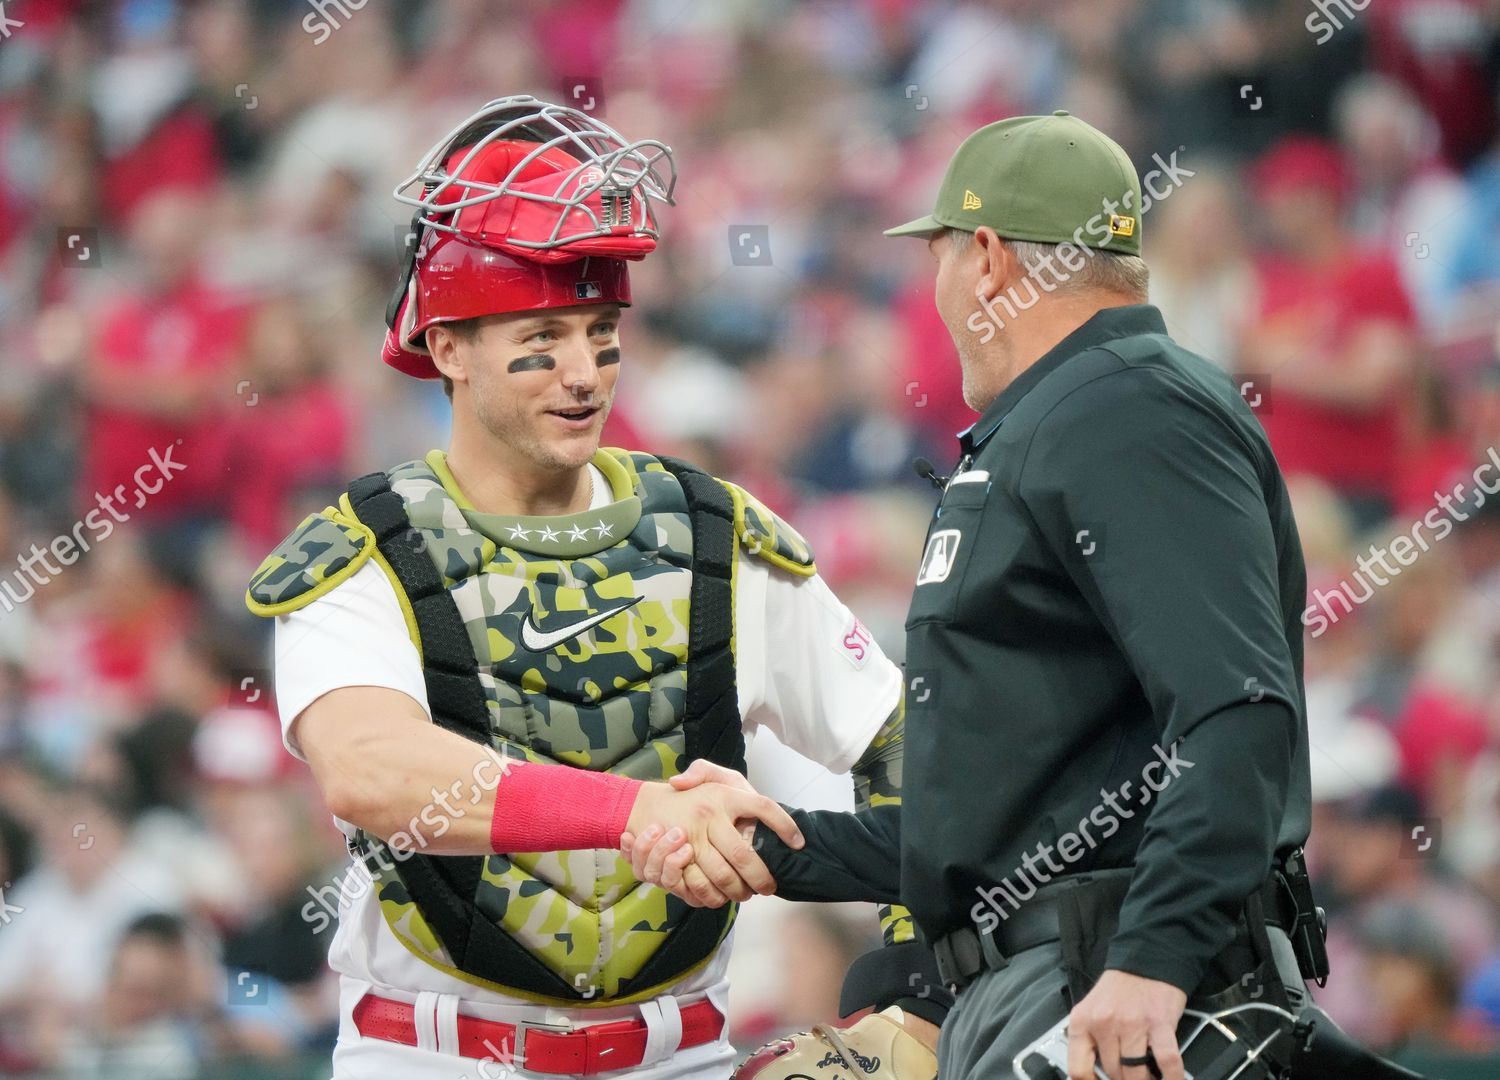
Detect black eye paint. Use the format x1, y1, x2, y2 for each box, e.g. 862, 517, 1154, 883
508, 354, 556, 373
595, 347, 621, 367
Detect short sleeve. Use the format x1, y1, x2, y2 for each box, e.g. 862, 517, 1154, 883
735, 555, 902, 774
272, 560, 430, 760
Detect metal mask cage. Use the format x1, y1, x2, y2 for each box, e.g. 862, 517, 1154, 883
1013, 1002, 1298, 1080
391, 94, 678, 251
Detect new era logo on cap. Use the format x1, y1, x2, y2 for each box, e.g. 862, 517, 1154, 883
575, 281, 603, 300
962, 189, 983, 211
1109, 214, 1134, 237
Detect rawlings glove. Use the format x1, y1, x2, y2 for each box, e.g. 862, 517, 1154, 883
733, 1007, 938, 1080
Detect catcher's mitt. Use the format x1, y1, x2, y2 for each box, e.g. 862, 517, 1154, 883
733, 1007, 938, 1080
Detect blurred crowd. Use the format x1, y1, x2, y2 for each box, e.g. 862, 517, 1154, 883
0, 0, 1498, 1076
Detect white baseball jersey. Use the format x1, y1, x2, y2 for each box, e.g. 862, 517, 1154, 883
273, 465, 902, 1079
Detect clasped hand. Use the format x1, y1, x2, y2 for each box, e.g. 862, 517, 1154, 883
622, 760, 799, 907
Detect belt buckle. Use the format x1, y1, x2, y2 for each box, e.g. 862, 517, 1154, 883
513, 1018, 574, 1070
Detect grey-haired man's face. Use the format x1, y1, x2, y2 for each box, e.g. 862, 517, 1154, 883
927, 229, 1009, 413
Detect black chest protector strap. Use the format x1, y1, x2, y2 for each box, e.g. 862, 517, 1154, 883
657, 455, 746, 775
345, 472, 492, 741
342, 462, 742, 1002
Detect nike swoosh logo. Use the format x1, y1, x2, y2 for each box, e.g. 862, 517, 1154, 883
518, 596, 643, 652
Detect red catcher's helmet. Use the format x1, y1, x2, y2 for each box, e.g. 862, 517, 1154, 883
383, 96, 676, 378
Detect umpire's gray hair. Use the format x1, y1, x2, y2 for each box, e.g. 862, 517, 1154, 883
944, 227, 1150, 300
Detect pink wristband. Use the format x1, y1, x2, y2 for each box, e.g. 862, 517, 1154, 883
489, 761, 642, 853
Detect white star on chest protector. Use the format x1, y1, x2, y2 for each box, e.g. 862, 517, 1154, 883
567, 524, 590, 542
593, 520, 614, 539
507, 523, 531, 541
537, 525, 560, 543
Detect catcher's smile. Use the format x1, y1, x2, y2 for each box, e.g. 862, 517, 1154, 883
547, 404, 600, 428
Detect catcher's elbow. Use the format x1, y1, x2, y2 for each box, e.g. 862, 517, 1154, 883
305, 724, 416, 834
321, 777, 380, 831
316, 760, 405, 835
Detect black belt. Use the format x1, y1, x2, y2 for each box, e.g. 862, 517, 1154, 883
932, 868, 1303, 995
931, 871, 1134, 993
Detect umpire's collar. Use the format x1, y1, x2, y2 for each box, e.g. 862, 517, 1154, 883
958, 303, 1168, 454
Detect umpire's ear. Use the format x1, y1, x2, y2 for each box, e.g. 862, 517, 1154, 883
971, 226, 1016, 307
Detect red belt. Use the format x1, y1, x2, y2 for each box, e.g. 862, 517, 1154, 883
351, 992, 725, 1075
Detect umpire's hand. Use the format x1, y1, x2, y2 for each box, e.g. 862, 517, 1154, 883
1067, 970, 1186, 1080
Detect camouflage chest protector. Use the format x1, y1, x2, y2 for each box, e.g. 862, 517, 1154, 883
246, 448, 816, 1005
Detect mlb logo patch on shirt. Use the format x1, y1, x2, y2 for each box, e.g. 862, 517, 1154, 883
840, 615, 873, 670
916, 529, 961, 585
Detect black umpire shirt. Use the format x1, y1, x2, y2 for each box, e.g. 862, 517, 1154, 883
896, 303, 1312, 995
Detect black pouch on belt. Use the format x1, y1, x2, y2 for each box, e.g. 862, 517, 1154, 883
1056, 881, 1295, 1080
1055, 874, 1131, 1005
1275, 849, 1331, 985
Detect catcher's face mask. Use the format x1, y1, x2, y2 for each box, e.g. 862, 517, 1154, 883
382, 94, 676, 378
1014, 1002, 1298, 1080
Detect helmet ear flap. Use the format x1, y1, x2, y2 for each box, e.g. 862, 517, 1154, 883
386, 212, 425, 332
380, 271, 433, 378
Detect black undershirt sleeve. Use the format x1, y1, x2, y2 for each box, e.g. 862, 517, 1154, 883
753, 801, 901, 905
755, 802, 953, 1022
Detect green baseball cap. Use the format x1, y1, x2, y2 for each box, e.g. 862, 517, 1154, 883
885, 110, 1142, 256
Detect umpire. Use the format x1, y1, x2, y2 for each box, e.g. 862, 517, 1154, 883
884, 112, 1316, 1080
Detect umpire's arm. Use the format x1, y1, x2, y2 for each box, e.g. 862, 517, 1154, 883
752, 799, 901, 905
1020, 366, 1300, 995
751, 708, 956, 1020
755, 795, 957, 1020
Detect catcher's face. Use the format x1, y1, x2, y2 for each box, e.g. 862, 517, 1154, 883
431, 303, 622, 475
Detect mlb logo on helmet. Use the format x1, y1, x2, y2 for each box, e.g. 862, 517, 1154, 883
575, 281, 603, 300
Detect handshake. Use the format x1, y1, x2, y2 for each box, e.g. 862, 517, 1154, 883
622, 761, 803, 907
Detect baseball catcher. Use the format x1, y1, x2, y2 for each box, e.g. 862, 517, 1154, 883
245, 94, 937, 1079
